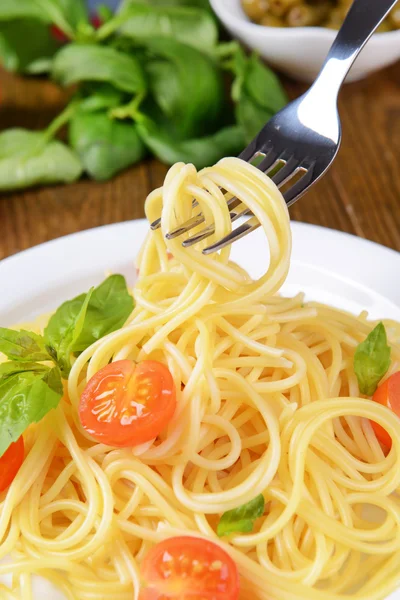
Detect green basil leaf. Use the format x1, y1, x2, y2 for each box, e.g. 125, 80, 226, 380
79, 84, 125, 113
71, 275, 134, 351
0, 129, 83, 192
0, 361, 49, 378
0, 129, 43, 159
0, 19, 58, 73
52, 44, 146, 94
69, 110, 146, 181
97, 4, 114, 23
44, 288, 92, 377
137, 120, 244, 168
142, 38, 223, 139
120, 0, 212, 12
354, 323, 391, 396
0, 0, 87, 33
0, 365, 63, 457
217, 494, 265, 537
44, 275, 134, 376
119, 5, 217, 52
57, 0, 88, 29
0, 328, 51, 362
56, 287, 94, 375
0, 1, 48, 22
25, 56, 54, 75
229, 49, 287, 142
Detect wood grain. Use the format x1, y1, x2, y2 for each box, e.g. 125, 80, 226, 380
1, 61, 399, 260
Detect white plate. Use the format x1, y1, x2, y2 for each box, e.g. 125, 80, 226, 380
1, 219, 400, 599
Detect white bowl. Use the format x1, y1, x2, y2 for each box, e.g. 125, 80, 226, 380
210, 0, 400, 82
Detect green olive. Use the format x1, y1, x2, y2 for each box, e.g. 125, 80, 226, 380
242, 0, 270, 22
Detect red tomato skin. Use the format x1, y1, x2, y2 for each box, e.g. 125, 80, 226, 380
50, 25, 69, 43
90, 15, 103, 29
79, 360, 176, 448
372, 372, 400, 449
0, 437, 24, 493
139, 536, 240, 600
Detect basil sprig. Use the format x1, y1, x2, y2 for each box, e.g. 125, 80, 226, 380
0, 275, 134, 456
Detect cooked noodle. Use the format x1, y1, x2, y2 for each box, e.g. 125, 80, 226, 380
1, 157, 400, 600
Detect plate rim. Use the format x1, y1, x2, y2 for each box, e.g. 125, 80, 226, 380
2, 219, 399, 270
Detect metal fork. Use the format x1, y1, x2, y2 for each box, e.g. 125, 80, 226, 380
150, 0, 398, 255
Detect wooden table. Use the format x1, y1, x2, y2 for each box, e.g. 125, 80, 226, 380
1, 62, 400, 261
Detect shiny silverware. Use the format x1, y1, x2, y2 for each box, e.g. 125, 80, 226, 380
151, 0, 397, 254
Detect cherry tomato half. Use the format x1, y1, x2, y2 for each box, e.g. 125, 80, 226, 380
371, 372, 400, 449
0, 437, 24, 493
79, 359, 176, 447
139, 536, 240, 600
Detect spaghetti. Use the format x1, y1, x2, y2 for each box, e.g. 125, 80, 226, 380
1, 157, 400, 600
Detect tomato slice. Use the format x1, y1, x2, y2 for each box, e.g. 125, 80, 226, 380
0, 437, 24, 493
371, 372, 400, 449
79, 360, 176, 447
139, 536, 240, 600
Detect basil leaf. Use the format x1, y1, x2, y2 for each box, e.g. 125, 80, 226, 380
0, 362, 49, 378
142, 38, 224, 139
0, 365, 63, 457
230, 49, 287, 142
44, 287, 92, 376
52, 44, 146, 94
79, 84, 125, 113
56, 287, 94, 375
0, 0, 88, 35
119, 5, 217, 53
57, 0, 88, 30
44, 275, 134, 376
0, 1, 47, 22
217, 494, 265, 537
137, 120, 244, 168
0, 129, 82, 192
69, 110, 146, 181
72, 275, 134, 351
0, 19, 58, 73
0, 328, 51, 362
97, 4, 114, 23
0, 129, 43, 159
120, 0, 212, 12
354, 323, 391, 396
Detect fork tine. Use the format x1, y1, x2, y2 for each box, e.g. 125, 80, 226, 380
150, 199, 200, 231
166, 213, 205, 240
256, 151, 279, 174
166, 196, 242, 240
284, 161, 315, 205
182, 223, 215, 247
271, 156, 299, 186
150, 216, 162, 231
182, 206, 251, 247
202, 217, 259, 255
239, 140, 260, 162
182, 157, 299, 248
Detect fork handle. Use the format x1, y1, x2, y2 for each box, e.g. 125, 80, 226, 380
312, 0, 398, 96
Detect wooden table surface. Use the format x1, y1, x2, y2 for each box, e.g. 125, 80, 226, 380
1, 61, 400, 261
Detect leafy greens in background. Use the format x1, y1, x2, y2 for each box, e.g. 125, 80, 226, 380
69, 109, 146, 180
0, 0, 288, 191
0, 275, 134, 456
0, 19, 59, 74
0, 129, 82, 191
